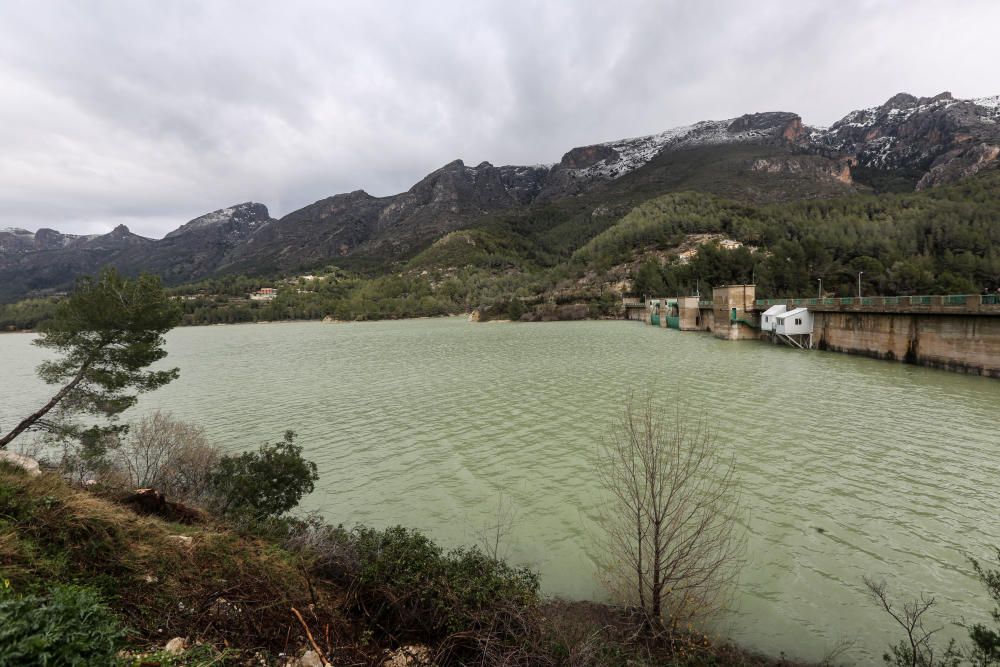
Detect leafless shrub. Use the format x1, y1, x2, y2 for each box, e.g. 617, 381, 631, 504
108, 411, 220, 504
863, 576, 958, 667
476, 491, 518, 562
596, 390, 745, 630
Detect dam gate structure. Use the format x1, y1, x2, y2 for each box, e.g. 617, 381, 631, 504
629, 288, 1000, 378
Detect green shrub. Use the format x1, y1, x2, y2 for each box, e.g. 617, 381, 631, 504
208, 431, 318, 519
298, 524, 539, 641
507, 297, 525, 321
0, 581, 124, 666
968, 549, 1000, 665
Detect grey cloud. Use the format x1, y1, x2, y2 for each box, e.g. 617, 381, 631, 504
0, 0, 997, 238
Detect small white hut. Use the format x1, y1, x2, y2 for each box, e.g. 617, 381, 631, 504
775, 307, 813, 336
760, 304, 787, 332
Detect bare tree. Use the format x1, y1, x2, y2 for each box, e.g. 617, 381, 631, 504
863, 576, 958, 667
476, 490, 518, 561
596, 391, 744, 629
109, 411, 219, 503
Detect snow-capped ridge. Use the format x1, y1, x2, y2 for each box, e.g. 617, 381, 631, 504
974, 95, 1000, 110
164, 202, 270, 239
560, 113, 800, 180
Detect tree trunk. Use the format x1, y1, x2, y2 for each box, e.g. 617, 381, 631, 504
0, 363, 90, 449
651, 521, 662, 620
636, 508, 645, 610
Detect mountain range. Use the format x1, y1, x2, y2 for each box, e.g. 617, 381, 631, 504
2, 91, 998, 303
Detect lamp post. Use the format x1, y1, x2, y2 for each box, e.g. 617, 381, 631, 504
818, 278, 822, 300
858, 271, 864, 298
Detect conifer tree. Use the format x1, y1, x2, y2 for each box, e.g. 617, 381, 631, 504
0, 268, 181, 449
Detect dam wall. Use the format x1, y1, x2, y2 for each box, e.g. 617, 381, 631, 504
632, 290, 1000, 378
814, 311, 1000, 378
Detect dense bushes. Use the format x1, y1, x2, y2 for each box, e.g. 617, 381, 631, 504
0, 582, 124, 666
290, 524, 540, 648
81, 417, 318, 521
0, 297, 59, 331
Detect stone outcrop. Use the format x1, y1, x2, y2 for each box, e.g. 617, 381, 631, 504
0, 451, 41, 476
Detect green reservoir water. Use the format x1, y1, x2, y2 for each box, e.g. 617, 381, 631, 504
1, 317, 997, 662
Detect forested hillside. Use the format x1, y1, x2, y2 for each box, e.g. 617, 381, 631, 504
579, 170, 1000, 300
0, 172, 1000, 329
3, 171, 998, 330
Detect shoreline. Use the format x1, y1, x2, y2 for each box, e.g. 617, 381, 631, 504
2, 311, 626, 334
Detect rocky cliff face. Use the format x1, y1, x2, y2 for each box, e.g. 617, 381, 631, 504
0, 204, 272, 301
223, 160, 552, 272
810, 92, 1000, 188
0, 227, 97, 254
119, 203, 275, 282
3, 92, 998, 301
0, 224, 153, 301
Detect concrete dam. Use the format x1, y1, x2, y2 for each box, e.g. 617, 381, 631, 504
624, 286, 1000, 378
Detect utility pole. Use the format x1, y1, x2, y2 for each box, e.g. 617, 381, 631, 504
858, 271, 864, 298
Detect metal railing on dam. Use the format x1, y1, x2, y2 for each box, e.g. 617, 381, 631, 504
750, 293, 1000, 314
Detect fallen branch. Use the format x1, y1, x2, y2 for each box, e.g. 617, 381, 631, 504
291, 606, 331, 666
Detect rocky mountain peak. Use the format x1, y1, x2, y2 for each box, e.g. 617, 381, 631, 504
34, 228, 69, 249
164, 202, 272, 239
924, 91, 954, 104
884, 92, 919, 109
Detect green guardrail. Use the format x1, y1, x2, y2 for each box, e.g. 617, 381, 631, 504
701, 293, 993, 309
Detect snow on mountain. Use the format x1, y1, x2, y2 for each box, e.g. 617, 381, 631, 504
973, 96, 1000, 124
562, 114, 800, 181
163, 202, 272, 239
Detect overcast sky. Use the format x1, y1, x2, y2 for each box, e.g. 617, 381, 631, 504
1, 0, 997, 238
